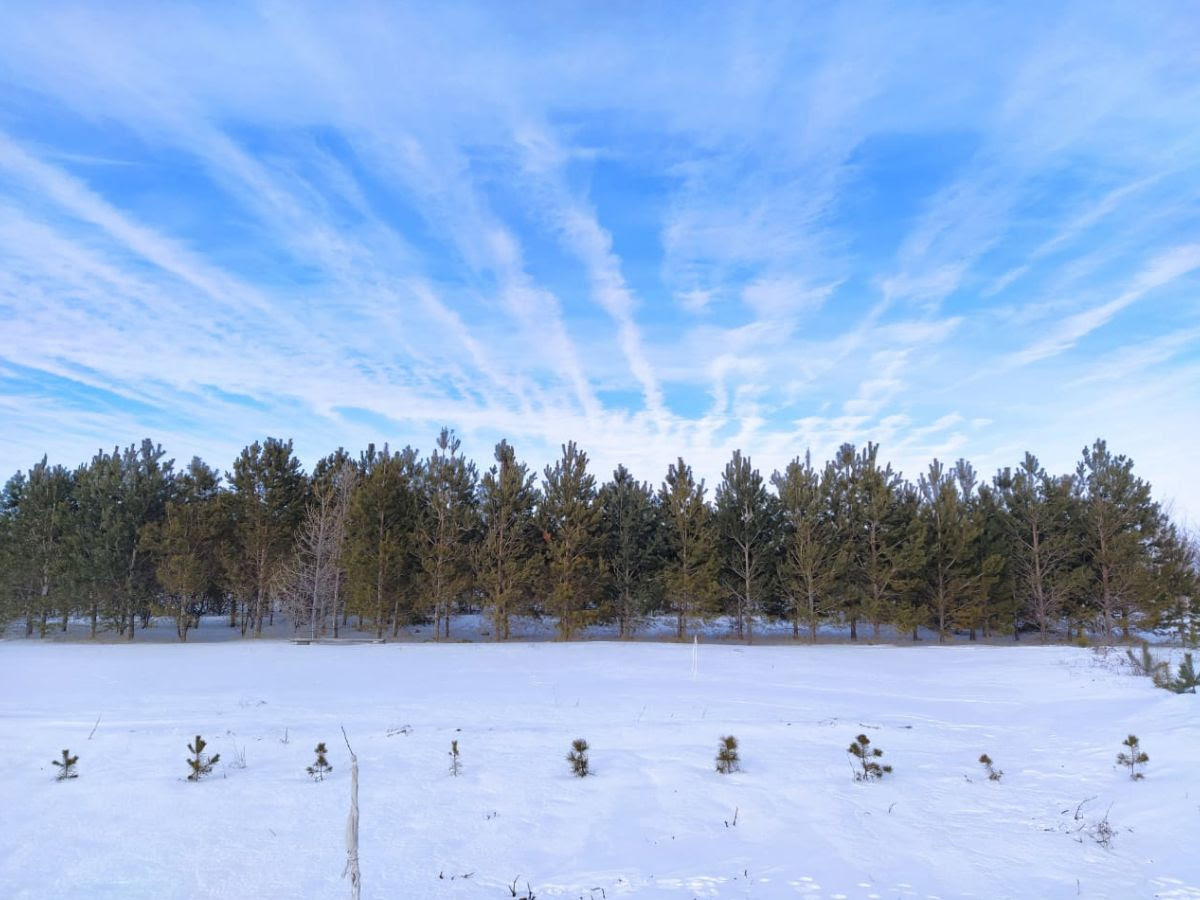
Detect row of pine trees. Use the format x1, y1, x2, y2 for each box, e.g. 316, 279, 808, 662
0, 432, 1195, 644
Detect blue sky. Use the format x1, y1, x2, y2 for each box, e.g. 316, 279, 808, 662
1, 2, 1198, 522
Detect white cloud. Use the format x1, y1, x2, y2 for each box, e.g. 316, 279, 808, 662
0, 1, 1197, 523
1008, 244, 1200, 367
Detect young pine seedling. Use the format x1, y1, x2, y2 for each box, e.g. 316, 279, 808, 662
186, 734, 220, 782
978, 753, 1003, 781
1116, 734, 1148, 780
715, 735, 741, 774
449, 739, 461, 776
1126, 641, 1169, 685
1168, 652, 1198, 694
51, 749, 79, 781
567, 738, 590, 777
307, 742, 333, 781
848, 734, 892, 782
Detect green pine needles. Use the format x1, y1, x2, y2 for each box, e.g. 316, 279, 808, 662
307, 742, 333, 781
1167, 652, 1198, 694
1126, 642, 1169, 687
186, 734, 220, 782
1124, 643, 1198, 693
51, 749, 79, 781
715, 735, 740, 774
848, 734, 892, 782
567, 738, 590, 777
1116, 734, 1148, 780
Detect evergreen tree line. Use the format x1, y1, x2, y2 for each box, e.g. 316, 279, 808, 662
0, 432, 1195, 644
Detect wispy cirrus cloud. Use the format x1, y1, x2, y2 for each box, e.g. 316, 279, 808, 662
1007, 244, 1200, 367
0, 1, 1198, 520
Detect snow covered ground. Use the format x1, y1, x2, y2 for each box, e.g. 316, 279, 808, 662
1, 640, 1197, 899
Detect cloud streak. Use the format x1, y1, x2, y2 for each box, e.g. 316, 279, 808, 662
0, 1, 1197, 521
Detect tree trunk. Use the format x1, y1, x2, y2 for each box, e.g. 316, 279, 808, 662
254, 583, 266, 637
332, 570, 341, 639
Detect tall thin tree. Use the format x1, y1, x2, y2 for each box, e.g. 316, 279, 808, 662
715, 450, 778, 642
658, 458, 719, 639
476, 441, 539, 641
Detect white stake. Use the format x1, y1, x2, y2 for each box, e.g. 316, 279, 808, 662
341, 726, 360, 900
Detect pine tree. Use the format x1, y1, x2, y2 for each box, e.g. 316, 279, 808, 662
186, 734, 220, 781
307, 742, 333, 781
658, 458, 720, 639
66, 441, 174, 639
344, 445, 421, 637
1150, 525, 1199, 646
996, 456, 1080, 641
967, 482, 1015, 639
916, 460, 990, 642
978, 753, 1002, 781
448, 739, 461, 776
848, 734, 892, 781
715, 451, 779, 642
1, 458, 72, 637
1076, 440, 1161, 641
567, 738, 590, 777
715, 735, 740, 774
141, 458, 227, 641
226, 438, 308, 636
541, 442, 602, 640
51, 749, 79, 781
1126, 641, 1169, 685
824, 445, 866, 639
598, 466, 662, 638
1116, 734, 1148, 780
852, 445, 917, 639
418, 430, 477, 640
1168, 653, 1198, 694
773, 453, 838, 642
475, 441, 540, 641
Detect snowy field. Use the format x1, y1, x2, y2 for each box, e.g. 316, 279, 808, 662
1, 641, 1197, 899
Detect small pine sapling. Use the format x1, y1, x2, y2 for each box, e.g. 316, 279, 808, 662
1168, 652, 1198, 694
715, 735, 740, 774
848, 733, 892, 782
51, 749, 79, 781
567, 738, 590, 777
186, 734, 220, 782
978, 753, 1003, 781
1116, 734, 1148, 780
448, 739, 462, 776
307, 742, 333, 781
1126, 642, 1169, 686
